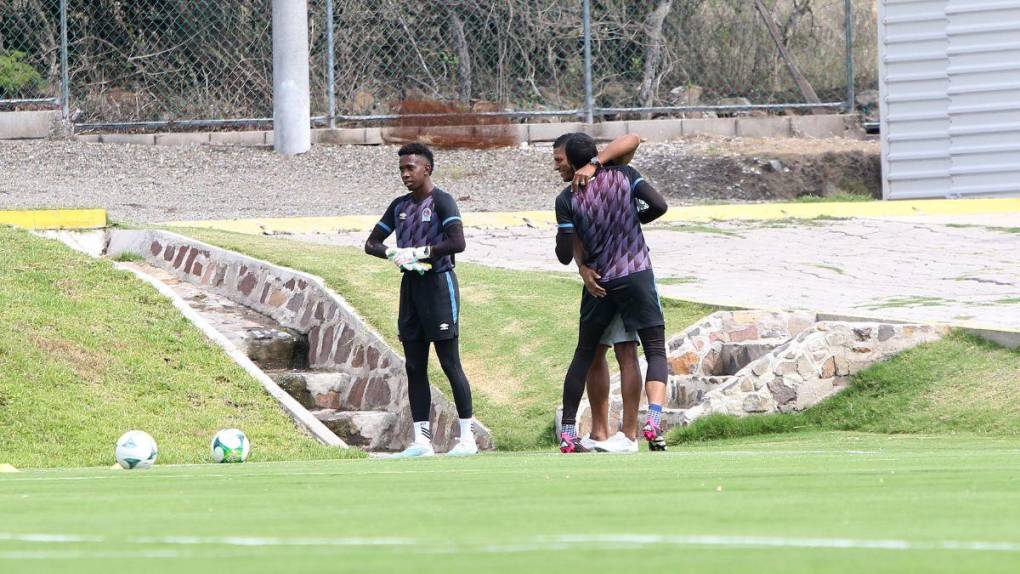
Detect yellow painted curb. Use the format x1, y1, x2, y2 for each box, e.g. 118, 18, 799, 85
162, 197, 1020, 236
0, 208, 107, 230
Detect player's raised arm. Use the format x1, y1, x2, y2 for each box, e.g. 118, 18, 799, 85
572, 133, 641, 192
627, 166, 668, 224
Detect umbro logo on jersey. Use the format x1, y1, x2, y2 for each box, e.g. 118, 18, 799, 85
399, 212, 408, 220
439, 323, 449, 331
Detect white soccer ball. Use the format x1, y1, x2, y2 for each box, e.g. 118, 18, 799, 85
115, 430, 158, 470
210, 428, 250, 463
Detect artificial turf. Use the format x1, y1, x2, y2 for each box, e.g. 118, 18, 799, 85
2, 432, 1020, 573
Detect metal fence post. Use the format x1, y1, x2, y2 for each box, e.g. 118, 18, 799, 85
582, 0, 594, 124
844, 0, 855, 113
59, 0, 70, 123
325, 0, 336, 129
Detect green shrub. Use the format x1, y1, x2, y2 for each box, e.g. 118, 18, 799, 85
0, 51, 46, 98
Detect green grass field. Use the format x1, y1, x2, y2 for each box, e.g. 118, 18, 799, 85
2, 433, 1020, 573
0, 226, 355, 467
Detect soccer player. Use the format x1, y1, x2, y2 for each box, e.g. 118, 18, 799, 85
364, 143, 477, 457
552, 133, 644, 453
555, 133, 670, 453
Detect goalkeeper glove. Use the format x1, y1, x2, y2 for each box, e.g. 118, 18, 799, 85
385, 247, 414, 269
401, 261, 432, 276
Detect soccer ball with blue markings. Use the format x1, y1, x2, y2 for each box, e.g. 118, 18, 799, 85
115, 430, 158, 470
210, 428, 250, 463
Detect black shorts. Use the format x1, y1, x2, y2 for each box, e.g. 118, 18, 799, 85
398, 270, 460, 342
580, 269, 664, 333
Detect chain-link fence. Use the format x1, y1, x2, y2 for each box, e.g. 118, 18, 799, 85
0, 0, 877, 130
0, 0, 62, 105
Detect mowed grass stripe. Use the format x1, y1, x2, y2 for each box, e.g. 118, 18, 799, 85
2, 434, 1020, 573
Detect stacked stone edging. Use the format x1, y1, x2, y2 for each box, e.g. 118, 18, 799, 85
687, 320, 950, 421
566, 309, 950, 437
105, 229, 493, 452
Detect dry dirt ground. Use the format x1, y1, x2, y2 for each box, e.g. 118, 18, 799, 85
0, 136, 880, 223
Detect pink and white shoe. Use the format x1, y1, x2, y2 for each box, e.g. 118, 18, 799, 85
559, 433, 591, 454
642, 421, 668, 451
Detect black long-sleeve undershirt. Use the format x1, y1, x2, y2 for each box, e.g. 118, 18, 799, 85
634, 180, 667, 224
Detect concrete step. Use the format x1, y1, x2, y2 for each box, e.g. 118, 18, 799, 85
312, 409, 402, 451
269, 370, 353, 410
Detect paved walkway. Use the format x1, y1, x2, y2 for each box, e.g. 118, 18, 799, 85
280, 212, 1020, 332
158, 199, 1020, 331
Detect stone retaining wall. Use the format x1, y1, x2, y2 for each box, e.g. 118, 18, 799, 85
687, 321, 950, 421
106, 229, 493, 452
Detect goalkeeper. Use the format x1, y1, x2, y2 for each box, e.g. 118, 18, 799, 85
364, 143, 477, 457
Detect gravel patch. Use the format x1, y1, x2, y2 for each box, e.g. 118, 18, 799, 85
0, 137, 878, 223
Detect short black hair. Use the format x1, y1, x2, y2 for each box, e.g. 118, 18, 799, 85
398, 143, 434, 172
553, 132, 577, 149
564, 132, 597, 170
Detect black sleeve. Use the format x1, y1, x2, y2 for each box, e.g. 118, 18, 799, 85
434, 191, 463, 230
429, 192, 465, 257
554, 191, 575, 265
430, 222, 465, 258
625, 166, 667, 224
365, 197, 400, 259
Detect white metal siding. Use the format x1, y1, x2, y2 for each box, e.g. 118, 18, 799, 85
880, 0, 1020, 199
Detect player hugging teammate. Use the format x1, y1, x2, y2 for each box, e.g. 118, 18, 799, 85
553, 133, 671, 453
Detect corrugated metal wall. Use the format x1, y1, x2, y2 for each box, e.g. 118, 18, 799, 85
879, 0, 1020, 199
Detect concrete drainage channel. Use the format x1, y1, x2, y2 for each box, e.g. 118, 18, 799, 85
37, 228, 494, 455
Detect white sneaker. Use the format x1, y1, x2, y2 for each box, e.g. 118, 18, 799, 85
392, 442, 435, 458
579, 435, 599, 452
594, 432, 639, 454
446, 438, 479, 457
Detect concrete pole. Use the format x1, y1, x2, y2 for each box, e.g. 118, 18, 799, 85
582, 0, 594, 124
273, 0, 311, 155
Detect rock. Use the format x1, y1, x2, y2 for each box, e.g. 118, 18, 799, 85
835, 356, 851, 376
796, 356, 815, 378
767, 159, 784, 173
820, 357, 836, 378
742, 393, 772, 413
767, 377, 797, 405
669, 352, 701, 376
317, 410, 398, 451
878, 325, 895, 342
853, 327, 873, 341
670, 84, 703, 106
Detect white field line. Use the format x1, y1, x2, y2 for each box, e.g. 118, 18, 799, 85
1, 532, 1019, 556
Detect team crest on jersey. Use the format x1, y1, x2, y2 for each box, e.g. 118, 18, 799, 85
422, 208, 432, 222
